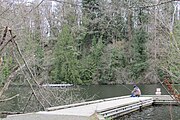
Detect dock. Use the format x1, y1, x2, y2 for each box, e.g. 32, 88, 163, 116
3, 95, 179, 120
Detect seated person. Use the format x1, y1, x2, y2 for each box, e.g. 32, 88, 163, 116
131, 85, 141, 97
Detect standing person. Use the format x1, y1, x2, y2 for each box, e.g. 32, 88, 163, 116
131, 85, 141, 97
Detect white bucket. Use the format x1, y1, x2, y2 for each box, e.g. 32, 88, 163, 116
156, 88, 161, 95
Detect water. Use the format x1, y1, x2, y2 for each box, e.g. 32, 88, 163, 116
118, 106, 180, 120
81, 84, 170, 100
0, 84, 179, 119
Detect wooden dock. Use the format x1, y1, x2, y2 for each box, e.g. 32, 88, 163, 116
142, 95, 179, 105
3, 95, 179, 120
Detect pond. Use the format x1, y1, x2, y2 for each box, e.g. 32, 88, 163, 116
81, 84, 170, 99
0, 84, 179, 119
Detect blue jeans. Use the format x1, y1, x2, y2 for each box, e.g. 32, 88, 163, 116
130, 94, 135, 97
130, 93, 140, 97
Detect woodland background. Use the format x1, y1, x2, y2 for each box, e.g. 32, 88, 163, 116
0, 0, 180, 85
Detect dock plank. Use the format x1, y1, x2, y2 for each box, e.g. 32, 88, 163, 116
39, 97, 152, 116
4, 97, 153, 120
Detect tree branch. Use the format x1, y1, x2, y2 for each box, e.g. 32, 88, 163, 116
0, 66, 19, 98
0, 94, 19, 102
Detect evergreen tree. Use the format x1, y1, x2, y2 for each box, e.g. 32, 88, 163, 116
131, 28, 148, 80
52, 25, 82, 84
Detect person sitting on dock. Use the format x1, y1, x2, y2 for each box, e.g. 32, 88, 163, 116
131, 85, 141, 97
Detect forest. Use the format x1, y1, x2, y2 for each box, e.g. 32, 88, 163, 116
0, 0, 180, 86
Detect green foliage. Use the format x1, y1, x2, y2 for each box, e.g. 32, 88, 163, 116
160, 21, 180, 83
0, 56, 13, 84
52, 25, 82, 84
102, 15, 126, 44
35, 45, 44, 65
133, 29, 148, 60
83, 0, 101, 19
91, 37, 107, 83
111, 48, 127, 69
33, 29, 44, 64
97, 49, 121, 84
82, 1, 126, 45
82, 0, 105, 50
130, 28, 148, 80
138, 11, 149, 24
51, 26, 106, 85
45, 0, 151, 84
81, 37, 105, 84
174, 21, 180, 46
91, 37, 104, 65
157, 21, 180, 84
3, 0, 180, 86
157, 69, 166, 80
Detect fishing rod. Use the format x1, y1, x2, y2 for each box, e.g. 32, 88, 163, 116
122, 84, 132, 92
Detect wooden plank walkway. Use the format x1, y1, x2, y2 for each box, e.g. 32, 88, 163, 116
142, 95, 179, 105
4, 96, 153, 120
3, 95, 179, 120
